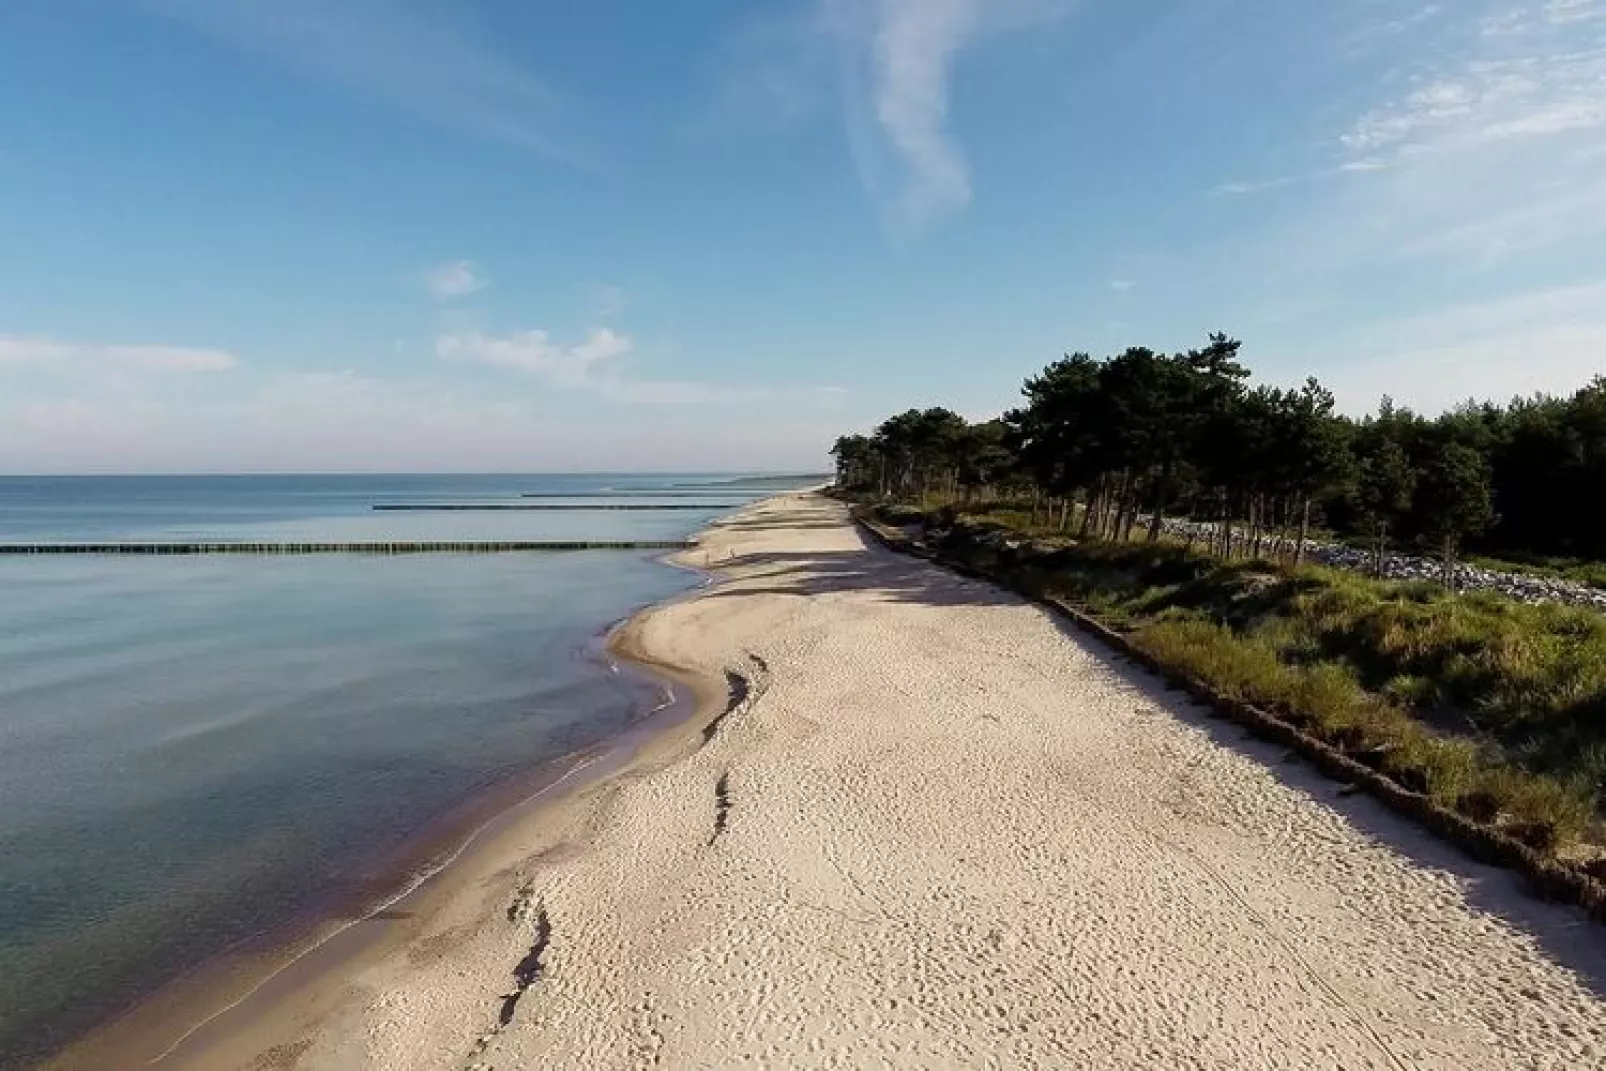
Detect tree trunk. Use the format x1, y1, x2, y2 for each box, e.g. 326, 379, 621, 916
1293, 496, 1311, 567
1215, 491, 1227, 558
1103, 475, 1123, 539
1274, 497, 1290, 562
1146, 465, 1172, 543
1442, 534, 1456, 589
1121, 489, 1138, 542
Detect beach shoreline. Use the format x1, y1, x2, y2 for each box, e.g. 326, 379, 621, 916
50, 490, 1606, 1069
40, 526, 744, 1071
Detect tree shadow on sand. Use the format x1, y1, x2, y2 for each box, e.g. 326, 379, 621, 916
698, 534, 1020, 608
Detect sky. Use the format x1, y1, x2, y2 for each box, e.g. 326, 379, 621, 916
1, 0, 1603, 473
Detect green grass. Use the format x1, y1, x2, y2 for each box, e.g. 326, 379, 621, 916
909, 508, 1606, 855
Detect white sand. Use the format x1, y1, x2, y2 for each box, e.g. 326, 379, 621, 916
211, 493, 1606, 1069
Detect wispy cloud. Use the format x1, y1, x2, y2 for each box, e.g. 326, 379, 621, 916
1228, 0, 1606, 278
1211, 160, 1390, 198
1340, 54, 1605, 160
426, 260, 487, 300
842, 0, 980, 231
148, 0, 592, 164
1545, 0, 1605, 25
1212, 176, 1300, 197
0, 370, 842, 473
822, 0, 1071, 234
1110, 279, 1136, 292
437, 326, 846, 406
438, 328, 632, 386
0, 336, 239, 374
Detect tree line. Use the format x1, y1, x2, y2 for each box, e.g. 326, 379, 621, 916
832, 335, 1606, 577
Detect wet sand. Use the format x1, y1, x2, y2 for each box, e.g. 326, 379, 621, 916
58, 492, 1606, 1068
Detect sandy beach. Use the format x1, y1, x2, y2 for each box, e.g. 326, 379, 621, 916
80, 491, 1606, 1070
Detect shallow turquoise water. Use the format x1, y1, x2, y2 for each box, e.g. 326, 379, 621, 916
0, 475, 757, 1065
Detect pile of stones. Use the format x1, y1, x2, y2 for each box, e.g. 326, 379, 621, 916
1152, 517, 1606, 612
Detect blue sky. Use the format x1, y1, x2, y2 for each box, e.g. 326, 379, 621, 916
2, 0, 1603, 473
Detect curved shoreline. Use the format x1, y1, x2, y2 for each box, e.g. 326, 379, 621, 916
276, 491, 1606, 1069
41, 517, 750, 1070
55, 490, 1606, 1069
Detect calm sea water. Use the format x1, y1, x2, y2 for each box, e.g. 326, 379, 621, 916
0, 474, 777, 1066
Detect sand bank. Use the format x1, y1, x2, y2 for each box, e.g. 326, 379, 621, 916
80, 492, 1606, 1068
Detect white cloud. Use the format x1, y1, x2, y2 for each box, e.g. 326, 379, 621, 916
149, 0, 591, 163
437, 328, 632, 385
858, 0, 979, 229
1341, 50, 1606, 159
1338, 1, 1606, 166
437, 326, 848, 407
0, 369, 841, 473
823, 0, 1071, 233
426, 260, 487, 300
1234, 1, 1606, 276
1110, 279, 1135, 291
1544, 0, 1603, 26
1210, 159, 1390, 198
1377, 4, 1445, 37
0, 336, 239, 374
715, 0, 1071, 233
1212, 176, 1298, 197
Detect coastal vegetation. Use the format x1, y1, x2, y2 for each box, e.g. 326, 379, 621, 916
833, 340, 1606, 862
832, 336, 1606, 582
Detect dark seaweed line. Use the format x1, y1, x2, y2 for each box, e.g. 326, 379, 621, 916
709, 771, 732, 846
498, 905, 552, 1027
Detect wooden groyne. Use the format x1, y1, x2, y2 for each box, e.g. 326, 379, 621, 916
519, 491, 754, 499
0, 540, 695, 556
373, 504, 733, 512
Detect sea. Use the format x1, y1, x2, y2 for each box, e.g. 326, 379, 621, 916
0, 473, 802, 1067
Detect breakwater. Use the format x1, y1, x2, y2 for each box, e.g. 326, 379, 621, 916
372, 504, 732, 512
0, 540, 694, 555
519, 491, 752, 498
